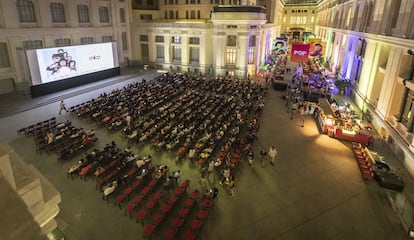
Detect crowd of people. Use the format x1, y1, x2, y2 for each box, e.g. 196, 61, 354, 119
68, 72, 267, 197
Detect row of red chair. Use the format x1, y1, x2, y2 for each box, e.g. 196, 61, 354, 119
17, 117, 56, 137
140, 180, 192, 239
163, 189, 200, 240
182, 197, 215, 240
352, 142, 374, 180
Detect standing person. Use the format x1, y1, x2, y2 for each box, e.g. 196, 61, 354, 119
260, 148, 267, 167
219, 167, 231, 185
227, 177, 235, 198
207, 159, 215, 180
247, 148, 254, 166
59, 100, 69, 115
268, 146, 278, 166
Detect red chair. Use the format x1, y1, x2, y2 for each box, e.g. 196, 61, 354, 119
196, 209, 208, 220
134, 194, 143, 207
132, 179, 142, 189
164, 228, 176, 240
143, 223, 155, 238
201, 198, 214, 209
148, 179, 157, 188
171, 217, 184, 229
168, 195, 177, 205
180, 179, 190, 189
153, 213, 164, 225
160, 203, 171, 215
190, 218, 202, 230
178, 207, 189, 218
184, 198, 194, 208
141, 186, 150, 197
184, 229, 197, 240
124, 186, 133, 199
152, 192, 162, 202
137, 209, 148, 225
124, 203, 137, 218
189, 190, 199, 200
174, 187, 184, 197
146, 200, 156, 211
115, 194, 126, 208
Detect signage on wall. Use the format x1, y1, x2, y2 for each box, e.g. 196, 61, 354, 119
290, 43, 310, 62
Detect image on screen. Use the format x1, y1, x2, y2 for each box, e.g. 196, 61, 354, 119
35, 43, 115, 84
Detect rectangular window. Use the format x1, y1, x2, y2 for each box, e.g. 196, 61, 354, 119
0, 43, 11, 68
197, 10, 200, 19
51, 3, 66, 23
189, 37, 200, 45
226, 48, 236, 64
227, 35, 237, 46
189, 47, 199, 63
120, 8, 125, 23
147, 0, 154, 4
249, 36, 256, 47
140, 35, 148, 42
77, 5, 90, 23
17, 0, 36, 22
55, 38, 71, 47
23, 40, 43, 49
155, 36, 164, 42
122, 32, 128, 50
169, 10, 174, 19
140, 14, 152, 20
172, 36, 181, 44
156, 45, 165, 59
102, 35, 113, 42
99, 6, 110, 23
248, 47, 255, 64
81, 37, 94, 44
191, 10, 195, 19
173, 46, 181, 61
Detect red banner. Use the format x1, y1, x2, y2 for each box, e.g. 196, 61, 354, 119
290, 44, 310, 62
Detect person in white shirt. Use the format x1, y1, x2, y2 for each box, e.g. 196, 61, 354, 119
268, 146, 278, 166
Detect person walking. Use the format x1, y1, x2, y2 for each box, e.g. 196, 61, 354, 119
260, 148, 267, 167
268, 146, 278, 166
59, 100, 69, 115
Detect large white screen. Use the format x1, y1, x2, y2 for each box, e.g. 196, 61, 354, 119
36, 42, 115, 84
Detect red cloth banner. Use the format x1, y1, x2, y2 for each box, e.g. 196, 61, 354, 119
290, 44, 310, 62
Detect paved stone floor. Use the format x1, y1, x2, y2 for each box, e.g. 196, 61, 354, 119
0, 68, 413, 240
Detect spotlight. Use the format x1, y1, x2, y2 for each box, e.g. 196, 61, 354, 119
408, 49, 414, 55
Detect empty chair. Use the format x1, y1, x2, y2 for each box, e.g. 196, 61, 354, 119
201, 198, 214, 209
178, 207, 189, 218
152, 192, 162, 202
164, 228, 176, 240
184, 198, 194, 208
137, 209, 148, 225
168, 195, 178, 205
160, 203, 171, 215
143, 223, 156, 238
196, 209, 208, 220
171, 217, 184, 229
190, 218, 202, 230
183, 229, 197, 240
152, 213, 164, 226
189, 190, 200, 200
180, 179, 190, 189
115, 194, 127, 208
146, 200, 156, 211
124, 203, 137, 218
134, 194, 144, 207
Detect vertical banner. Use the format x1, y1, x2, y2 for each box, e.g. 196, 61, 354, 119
290, 44, 310, 62
308, 39, 326, 57
271, 39, 287, 55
